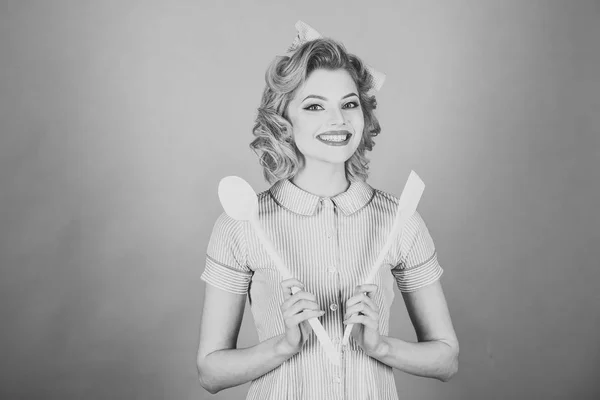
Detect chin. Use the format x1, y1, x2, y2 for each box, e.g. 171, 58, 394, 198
303, 144, 360, 165
317, 152, 355, 165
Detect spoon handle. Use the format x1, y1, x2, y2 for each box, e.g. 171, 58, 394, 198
342, 171, 424, 347
248, 217, 340, 366
248, 217, 293, 279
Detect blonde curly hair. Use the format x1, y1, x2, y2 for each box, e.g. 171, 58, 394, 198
250, 38, 382, 184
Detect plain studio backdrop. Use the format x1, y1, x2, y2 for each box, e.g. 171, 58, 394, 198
1, 1, 598, 399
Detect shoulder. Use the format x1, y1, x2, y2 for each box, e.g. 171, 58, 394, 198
256, 180, 287, 213
257, 187, 272, 204
211, 211, 248, 240
368, 185, 402, 213
371, 185, 400, 205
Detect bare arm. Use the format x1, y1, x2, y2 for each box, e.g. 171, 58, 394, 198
196, 283, 294, 394
196, 279, 323, 394
368, 280, 459, 382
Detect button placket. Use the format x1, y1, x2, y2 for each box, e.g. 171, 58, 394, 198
322, 197, 345, 395
331, 200, 347, 398
322, 198, 338, 275
323, 198, 341, 309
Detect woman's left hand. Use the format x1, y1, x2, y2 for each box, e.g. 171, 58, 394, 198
343, 284, 383, 356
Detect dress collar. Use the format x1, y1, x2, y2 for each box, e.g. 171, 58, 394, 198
269, 178, 375, 216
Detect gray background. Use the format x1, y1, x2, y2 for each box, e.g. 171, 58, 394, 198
1, 1, 598, 399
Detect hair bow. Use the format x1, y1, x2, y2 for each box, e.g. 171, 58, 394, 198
287, 20, 386, 92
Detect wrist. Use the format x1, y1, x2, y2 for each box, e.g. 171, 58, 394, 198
275, 335, 299, 359
368, 336, 390, 359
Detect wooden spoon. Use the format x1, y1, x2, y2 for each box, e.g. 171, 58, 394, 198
218, 176, 340, 366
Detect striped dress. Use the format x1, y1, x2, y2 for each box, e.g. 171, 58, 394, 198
200, 178, 443, 400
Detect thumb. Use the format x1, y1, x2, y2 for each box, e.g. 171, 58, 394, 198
300, 320, 311, 344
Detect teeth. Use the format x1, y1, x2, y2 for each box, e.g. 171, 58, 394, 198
320, 135, 348, 142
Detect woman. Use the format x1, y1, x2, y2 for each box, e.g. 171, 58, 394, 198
196, 21, 459, 400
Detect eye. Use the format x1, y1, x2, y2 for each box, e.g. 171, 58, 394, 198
343, 101, 360, 109
304, 104, 323, 111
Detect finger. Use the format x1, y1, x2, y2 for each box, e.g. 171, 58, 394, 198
357, 305, 378, 321
344, 303, 362, 320
280, 278, 304, 290
344, 300, 378, 320
359, 294, 379, 312
346, 292, 379, 310
343, 314, 378, 330
344, 301, 367, 318
290, 309, 325, 326
345, 292, 366, 308
353, 284, 378, 296
281, 278, 304, 299
284, 299, 322, 319
281, 278, 304, 288
281, 290, 318, 310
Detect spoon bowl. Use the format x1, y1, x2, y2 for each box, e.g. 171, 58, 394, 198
218, 176, 258, 221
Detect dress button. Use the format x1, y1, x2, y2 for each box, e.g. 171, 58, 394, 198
333, 375, 341, 383
328, 266, 337, 274
330, 303, 338, 311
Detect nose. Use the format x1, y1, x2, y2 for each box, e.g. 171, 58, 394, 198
328, 106, 345, 126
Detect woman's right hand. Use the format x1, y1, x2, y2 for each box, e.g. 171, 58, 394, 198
279, 278, 325, 355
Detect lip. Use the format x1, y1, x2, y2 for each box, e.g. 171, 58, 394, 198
316, 130, 353, 147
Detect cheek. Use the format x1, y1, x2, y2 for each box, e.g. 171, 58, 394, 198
351, 113, 365, 134
351, 114, 365, 147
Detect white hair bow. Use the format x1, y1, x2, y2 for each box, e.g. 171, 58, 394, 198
287, 20, 386, 92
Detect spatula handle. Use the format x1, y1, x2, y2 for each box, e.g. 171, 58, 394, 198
342, 171, 424, 347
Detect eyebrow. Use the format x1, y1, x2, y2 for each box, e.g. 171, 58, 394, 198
302, 93, 359, 102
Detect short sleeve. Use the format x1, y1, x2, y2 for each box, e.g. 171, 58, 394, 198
200, 212, 253, 295
391, 211, 443, 293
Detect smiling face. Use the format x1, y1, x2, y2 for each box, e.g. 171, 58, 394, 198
286, 68, 365, 168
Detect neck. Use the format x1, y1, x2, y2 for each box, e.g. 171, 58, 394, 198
291, 160, 350, 198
